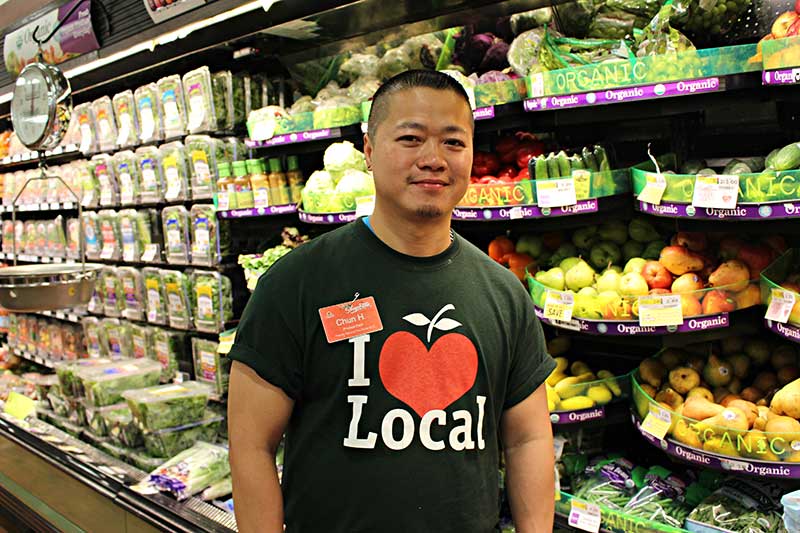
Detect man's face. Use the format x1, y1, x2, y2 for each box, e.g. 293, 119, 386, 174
364, 87, 473, 220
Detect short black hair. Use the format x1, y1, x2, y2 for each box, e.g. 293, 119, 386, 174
367, 69, 473, 140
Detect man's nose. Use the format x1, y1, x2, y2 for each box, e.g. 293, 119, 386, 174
416, 141, 447, 171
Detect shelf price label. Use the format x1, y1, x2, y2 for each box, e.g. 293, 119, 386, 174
536, 178, 577, 208
692, 174, 739, 209
765, 289, 796, 324
641, 404, 672, 441
544, 291, 575, 322
637, 172, 667, 205
355, 195, 375, 217
4, 391, 35, 421
638, 294, 683, 327
569, 500, 601, 533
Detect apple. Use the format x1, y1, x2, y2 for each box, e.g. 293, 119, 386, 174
596, 269, 622, 293
681, 294, 703, 317
572, 227, 598, 249
671, 273, 705, 294
589, 241, 622, 270
598, 222, 629, 245
642, 260, 673, 290
702, 290, 736, 315
649, 288, 671, 295
619, 272, 650, 297
659, 246, 704, 276
708, 260, 750, 292
736, 244, 773, 278
788, 17, 800, 36
772, 11, 800, 39
624, 257, 647, 274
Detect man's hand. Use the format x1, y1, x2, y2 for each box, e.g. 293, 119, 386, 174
228, 361, 294, 533
500, 384, 555, 533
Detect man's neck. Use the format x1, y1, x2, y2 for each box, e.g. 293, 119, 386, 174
369, 206, 453, 257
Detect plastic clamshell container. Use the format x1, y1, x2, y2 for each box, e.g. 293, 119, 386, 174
211, 71, 234, 132
143, 414, 223, 457
77, 358, 162, 407
182, 67, 217, 134
105, 406, 144, 448
122, 381, 211, 432
191, 271, 233, 332
112, 90, 139, 148
113, 151, 140, 206
150, 328, 184, 382
100, 266, 124, 317
45, 217, 66, 257
101, 317, 132, 359
118, 209, 144, 262
97, 209, 122, 261
91, 96, 118, 153
134, 83, 164, 143
162, 206, 191, 264
185, 135, 223, 199
160, 141, 191, 201
81, 316, 107, 358
119, 266, 145, 321
54, 357, 113, 397
143, 267, 168, 325
157, 75, 188, 138
134, 146, 164, 203
84, 402, 129, 437
190, 204, 219, 266
192, 337, 229, 398
89, 154, 119, 207
82, 212, 101, 259
162, 269, 193, 330
72, 102, 97, 154
129, 323, 154, 360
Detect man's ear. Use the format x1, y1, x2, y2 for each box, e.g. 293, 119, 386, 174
363, 133, 373, 170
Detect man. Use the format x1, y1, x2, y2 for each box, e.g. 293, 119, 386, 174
228, 70, 556, 533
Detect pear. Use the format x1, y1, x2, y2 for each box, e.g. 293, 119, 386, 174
703, 436, 740, 457
771, 345, 797, 370
553, 357, 569, 373
565, 260, 596, 292
764, 415, 800, 443
726, 399, 758, 428
738, 430, 781, 461
596, 269, 622, 293
570, 361, 592, 375
669, 367, 701, 394
578, 286, 598, 297
559, 256, 582, 272
639, 358, 667, 388
727, 353, 751, 379
770, 377, 800, 419
535, 267, 565, 291
694, 407, 750, 436
687, 387, 714, 402
720, 336, 745, 355
744, 338, 770, 366
740, 386, 763, 403
703, 355, 733, 388
623, 257, 647, 274
683, 396, 725, 420
673, 419, 702, 448
655, 387, 684, 411
660, 348, 688, 370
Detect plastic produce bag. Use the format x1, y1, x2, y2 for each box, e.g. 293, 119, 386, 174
338, 53, 380, 83
556, 0, 599, 37
162, 206, 191, 264
636, 1, 695, 57
687, 478, 788, 533
143, 414, 222, 457
77, 358, 162, 407
185, 136, 223, 199
147, 441, 229, 501
134, 146, 164, 203
211, 71, 234, 132
192, 337, 229, 398
622, 466, 691, 528
130, 323, 154, 360
190, 204, 227, 266
157, 75, 187, 138
143, 267, 168, 325
347, 77, 381, 103
97, 210, 121, 261
507, 28, 547, 77
201, 476, 232, 501
572, 456, 638, 510
112, 90, 139, 148
510, 8, 553, 35
101, 318, 132, 359
134, 83, 164, 144
377, 47, 412, 81
119, 267, 145, 321
160, 142, 191, 201
91, 96, 118, 153
123, 381, 210, 431
191, 271, 233, 332
82, 211, 101, 260
151, 327, 185, 382
162, 269, 193, 330
182, 67, 217, 134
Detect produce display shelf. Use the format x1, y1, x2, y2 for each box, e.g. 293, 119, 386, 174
37, 309, 87, 324
1, 202, 79, 213
10, 347, 55, 369
246, 127, 345, 148
453, 198, 600, 221
0, 145, 80, 170
93, 257, 237, 272
84, 310, 237, 337
298, 209, 358, 225
762, 68, 800, 86
217, 204, 298, 219
0, 252, 76, 264
555, 492, 689, 533
524, 77, 723, 113
635, 200, 800, 220
631, 415, 800, 480
764, 318, 800, 344
534, 308, 730, 336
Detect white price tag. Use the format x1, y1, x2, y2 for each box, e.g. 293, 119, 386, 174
119, 173, 134, 205
544, 291, 575, 322
638, 294, 684, 327
165, 167, 181, 200
147, 290, 159, 322
41, 256, 51, 263
64, 201, 74, 209
637, 172, 667, 205
355, 195, 375, 217
116, 115, 132, 146
509, 207, 524, 220
187, 95, 205, 131
765, 289, 796, 324
536, 178, 577, 208
99, 119, 111, 140
529, 73, 545, 98
692, 174, 739, 209
217, 192, 230, 211
79, 124, 93, 153
141, 244, 158, 262
100, 246, 114, 260
140, 108, 155, 141
569, 500, 602, 533
641, 404, 672, 440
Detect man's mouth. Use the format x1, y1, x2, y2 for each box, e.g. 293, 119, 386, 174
410, 178, 450, 189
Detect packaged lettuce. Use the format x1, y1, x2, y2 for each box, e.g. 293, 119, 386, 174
151, 327, 185, 382
162, 206, 190, 264
143, 267, 168, 325
91, 96, 118, 153
119, 266, 145, 321
47, 387, 70, 416
105, 406, 144, 448
85, 402, 129, 437
54, 357, 111, 397
88, 273, 103, 315
126, 448, 167, 472
78, 358, 162, 407
123, 381, 210, 432
119, 209, 145, 262
192, 337, 229, 398
191, 271, 233, 333
73, 102, 97, 154
134, 146, 164, 203
148, 441, 229, 500
112, 90, 139, 148
135, 83, 164, 143
157, 75, 188, 138
130, 323, 154, 360
97, 210, 122, 261
80, 162, 100, 209
313, 96, 361, 129
232, 73, 247, 126
185, 136, 223, 199
2, 220, 12, 254
113, 151, 140, 206
82, 212, 101, 259
223, 137, 247, 162
100, 266, 125, 317
82, 316, 107, 359
102, 318, 132, 358
143, 413, 222, 457
45, 216, 66, 257
89, 154, 119, 207
211, 71, 234, 131
160, 142, 191, 201
162, 269, 193, 330
190, 204, 227, 266
33, 221, 47, 256
201, 476, 232, 501
183, 67, 216, 134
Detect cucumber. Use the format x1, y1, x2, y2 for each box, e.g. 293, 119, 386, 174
740, 157, 765, 172
581, 147, 599, 172
722, 159, 744, 174
555, 150, 571, 178
594, 145, 611, 171
765, 148, 780, 170
771, 141, 800, 171
546, 153, 560, 179
533, 156, 549, 180
569, 154, 585, 171
697, 168, 717, 176
726, 162, 753, 176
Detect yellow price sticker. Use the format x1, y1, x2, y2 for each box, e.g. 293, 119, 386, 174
4, 391, 36, 421
640, 404, 672, 441
638, 294, 683, 327
544, 291, 575, 322
637, 172, 667, 205
571, 169, 592, 200
536, 178, 577, 208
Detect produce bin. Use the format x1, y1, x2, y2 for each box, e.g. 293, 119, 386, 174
76, 358, 162, 407
761, 249, 800, 327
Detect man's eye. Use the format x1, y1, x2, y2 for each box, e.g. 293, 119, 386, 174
445, 139, 466, 147
397, 135, 421, 143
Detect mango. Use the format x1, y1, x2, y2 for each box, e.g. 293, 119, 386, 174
586, 385, 613, 405
560, 396, 595, 411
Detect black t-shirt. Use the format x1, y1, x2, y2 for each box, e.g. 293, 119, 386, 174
229, 220, 555, 533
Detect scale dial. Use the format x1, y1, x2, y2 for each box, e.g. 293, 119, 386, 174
11, 62, 71, 151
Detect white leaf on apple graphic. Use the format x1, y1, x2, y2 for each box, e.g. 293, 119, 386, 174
432, 318, 462, 331
402, 313, 430, 327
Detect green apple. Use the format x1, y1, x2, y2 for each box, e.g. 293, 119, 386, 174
516, 234, 544, 258
565, 260, 596, 292
596, 269, 622, 293
572, 226, 598, 249
623, 240, 644, 261
535, 267, 565, 291
589, 241, 622, 270
598, 222, 628, 245
559, 256, 582, 272
619, 272, 649, 297
624, 257, 647, 274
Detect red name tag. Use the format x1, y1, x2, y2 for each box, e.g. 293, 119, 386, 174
319, 296, 383, 343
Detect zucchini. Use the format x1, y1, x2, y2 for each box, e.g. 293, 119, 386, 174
569, 154, 585, 171
555, 150, 571, 178
581, 147, 599, 172
546, 153, 560, 179
594, 145, 611, 171
765, 148, 780, 170
533, 156, 549, 180
771, 141, 800, 171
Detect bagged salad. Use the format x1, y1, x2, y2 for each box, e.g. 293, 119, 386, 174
146, 441, 229, 501
185, 136, 224, 199
81, 316, 107, 359
143, 413, 222, 457
211, 71, 234, 132
134, 83, 164, 143
190, 204, 227, 266
162, 206, 191, 264
686, 478, 788, 533
113, 151, 140, 206
82, 212, 101, 259
119, 266, 145, 321
163, 269, 193, 329
192, 337, 229, 398
97, 209, 122, 261
191, 271, 233, 332
182, 67, 217, 134
123, 380, 210, 431
622, 466, 693, 528
135, 146, 165, 203
130, 323, 154, 360
143, 267, 168, 325
157, 75, 188, 138
91, 96, 118, 153
112, 90, 139, 148
100, 265, 125, 317
160, 142, 191, 201
151, 327, 185, 382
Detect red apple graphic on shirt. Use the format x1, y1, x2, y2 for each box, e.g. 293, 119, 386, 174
379, 304, 478, 417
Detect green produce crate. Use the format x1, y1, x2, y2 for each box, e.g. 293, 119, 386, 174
761, 248, 800, 326
556, 491, 689, 533
763, 36, 800, 70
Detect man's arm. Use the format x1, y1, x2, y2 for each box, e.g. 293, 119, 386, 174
228, 361, 294, 533
500, 384, 555, 533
